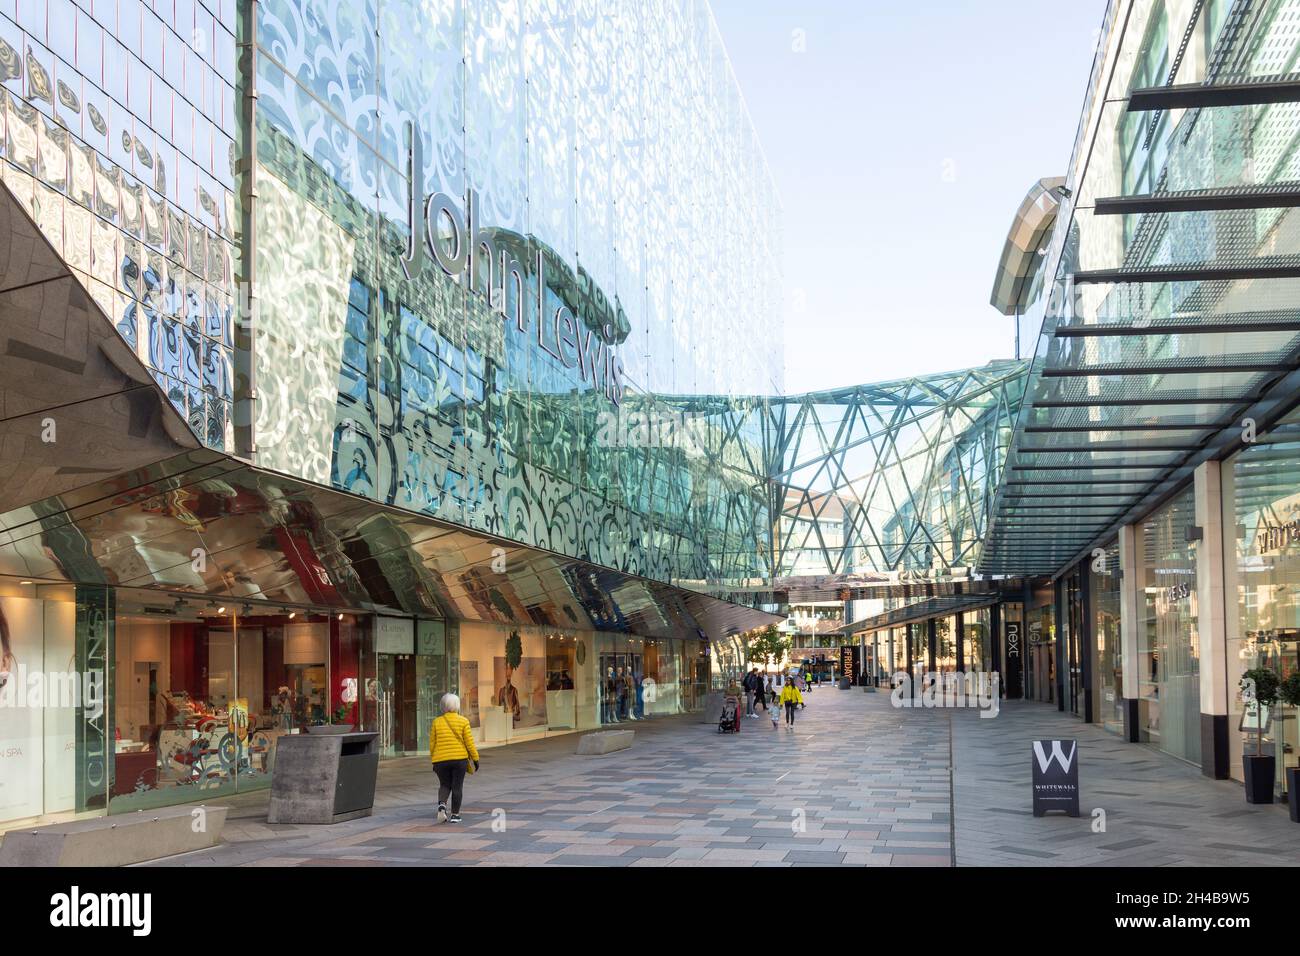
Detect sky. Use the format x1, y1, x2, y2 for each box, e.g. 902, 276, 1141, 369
709, 0, 1109, 393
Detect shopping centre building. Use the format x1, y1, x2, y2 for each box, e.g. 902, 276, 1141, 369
0, 0, 784, 827
4, 0, 1300, 833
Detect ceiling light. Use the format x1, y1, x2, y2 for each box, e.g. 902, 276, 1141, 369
288, 611, 296, 619
217, 606, 226, 614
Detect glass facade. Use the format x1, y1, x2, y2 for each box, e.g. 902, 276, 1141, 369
1223, 407, 1300, 795
1091, 538, 1124, 736
249, 0, 782, 597
1025, 585, 1055, 704
0, 0, 238, 452
0, 0, 791, 829
1134, 488, 1201, 765
108, 590, 375, 812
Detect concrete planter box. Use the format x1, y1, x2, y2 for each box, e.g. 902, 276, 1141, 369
0, 804, 228, 867
306, 724, 354, 735
576, 729, 635, 755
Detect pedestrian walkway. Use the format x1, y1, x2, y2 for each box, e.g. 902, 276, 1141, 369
951, 701, 1300, 866
141, 688, 1300, 867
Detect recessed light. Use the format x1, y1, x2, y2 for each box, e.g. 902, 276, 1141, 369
217, 606, 226, 614
288, 611, 296, 619
338, 613, 344, 620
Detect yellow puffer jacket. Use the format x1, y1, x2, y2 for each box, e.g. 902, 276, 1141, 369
779, 684, 803, 706
429, 712, 480, 764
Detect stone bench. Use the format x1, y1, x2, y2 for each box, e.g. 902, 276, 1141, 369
576, 729, 635, 755
0, 804, 227, 867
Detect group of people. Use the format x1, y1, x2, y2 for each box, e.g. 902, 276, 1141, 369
727, 667, 807, 730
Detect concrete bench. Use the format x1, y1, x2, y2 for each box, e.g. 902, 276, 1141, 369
0, 804, 227, 867
576, 729, 635, 755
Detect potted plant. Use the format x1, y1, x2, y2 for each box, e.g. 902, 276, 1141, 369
306, 704, 354, 735
1240, 667, 1280, 804
1279, 671, 1300, 822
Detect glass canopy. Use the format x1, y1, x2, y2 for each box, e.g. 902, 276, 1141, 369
979, 0, 1300, 575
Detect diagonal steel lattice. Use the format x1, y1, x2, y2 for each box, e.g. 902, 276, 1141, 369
763, 360, 1029, 582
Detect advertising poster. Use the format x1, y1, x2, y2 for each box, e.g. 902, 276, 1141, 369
494, 657, 547, 729
460, 660, 480, 728
0, 596, 77, 824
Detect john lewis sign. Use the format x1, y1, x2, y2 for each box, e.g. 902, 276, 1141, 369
399, 121, 627, 406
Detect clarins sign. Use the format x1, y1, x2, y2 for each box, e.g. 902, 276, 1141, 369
399, 121, 627, 406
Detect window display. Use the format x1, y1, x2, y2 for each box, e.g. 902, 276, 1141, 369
1224, 410, 1300, 794
1135, 488, 1201, 765
108, 591, 374, 812
1091, 539, 1124, 736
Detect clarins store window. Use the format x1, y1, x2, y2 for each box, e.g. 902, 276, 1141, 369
109, 591, 375, 812
1135, 488, 1201, 765
1223, 408, 1300, 795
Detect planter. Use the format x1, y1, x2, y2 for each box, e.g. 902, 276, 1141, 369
306, 724, 354, 736
1288, 767, 1300, 823
1243, 754, 1276, 804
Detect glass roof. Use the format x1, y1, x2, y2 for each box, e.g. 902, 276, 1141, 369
978, 0, 1300, 575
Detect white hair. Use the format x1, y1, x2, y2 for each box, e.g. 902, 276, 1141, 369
440, 693, 461, 713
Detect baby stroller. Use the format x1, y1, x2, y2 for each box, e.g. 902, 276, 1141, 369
718, 695, 740, 733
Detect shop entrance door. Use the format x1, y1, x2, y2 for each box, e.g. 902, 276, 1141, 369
378, 655, 420, 754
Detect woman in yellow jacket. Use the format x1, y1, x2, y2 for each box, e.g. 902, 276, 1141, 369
779, 678, 803, 729
430, 693, 480, 823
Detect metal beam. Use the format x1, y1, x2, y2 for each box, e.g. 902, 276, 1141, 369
1014, 443, 1201, 453
1023, 422, 1226, 432
1074, 264, 1300, 284
1031, 396, 1251, 407
1093, 187, 1300, 215
1127, 79, 1300, 111
1041, 362, 1281, 376
1011, 464, 1169, 470
1053, 319, 1300, 337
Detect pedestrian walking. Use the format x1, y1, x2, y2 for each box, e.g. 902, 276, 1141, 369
769, 690, 781, 729
779, 679, 802, 729
743, 667, 758, 717
430, 692, 480, 824
754, 673, 767, 713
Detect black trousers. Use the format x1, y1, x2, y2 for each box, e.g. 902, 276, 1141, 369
433, 759, 468, 814
784, 701, 797, 725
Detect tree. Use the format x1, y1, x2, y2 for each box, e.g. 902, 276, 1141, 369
1241, 667, 1280, 758
746, 625, 791, 668
505, 630, 523, 670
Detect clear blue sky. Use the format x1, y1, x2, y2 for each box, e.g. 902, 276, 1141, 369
709, 0, 1108, 392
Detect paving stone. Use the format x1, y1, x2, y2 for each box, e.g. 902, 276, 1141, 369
129, 689, 1300, 869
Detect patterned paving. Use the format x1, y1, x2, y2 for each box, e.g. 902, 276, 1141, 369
148, 685, 952, 867
142, 689, 1300, 867
951, 701, 1300, 866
